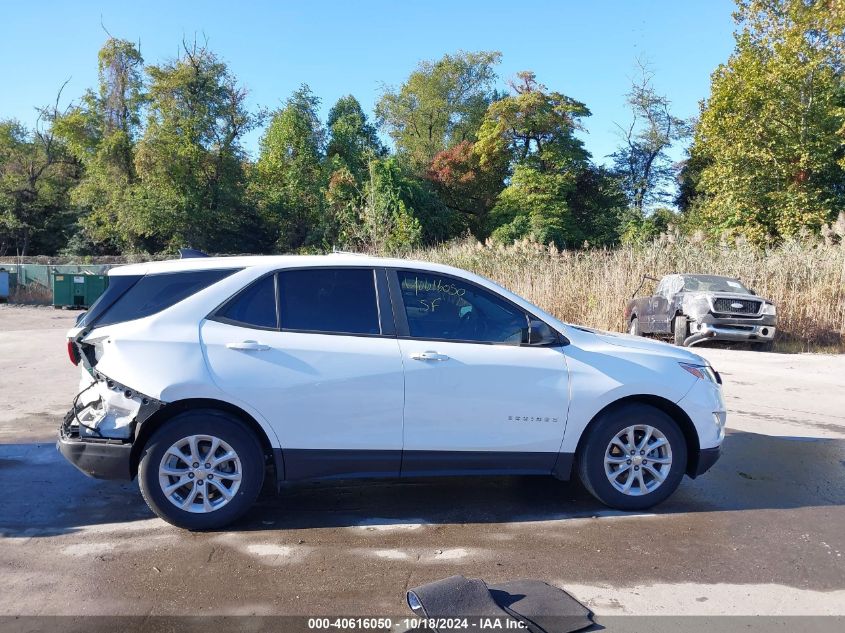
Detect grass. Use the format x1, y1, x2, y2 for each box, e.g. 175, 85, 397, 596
405, 238, 845, 352
6, 283, 53, 305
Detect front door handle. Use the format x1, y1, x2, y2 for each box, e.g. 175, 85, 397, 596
409, 351, 449, 361
226, 340, 271, 351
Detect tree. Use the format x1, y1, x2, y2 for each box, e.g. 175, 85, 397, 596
253, 85, 325, 251
326, 95, 384, 180
376, 51, 501, 169
569, 166, 628, 246
476, 72, 607, 247
689, 0, 845, 243
351, 158, 422, 253
611, 61, 691, 214
323, 95, 387, 245
55, 37, 145, 252
0, 88, 79, 256
134, 41, 261, 253
425, 140, 506, 237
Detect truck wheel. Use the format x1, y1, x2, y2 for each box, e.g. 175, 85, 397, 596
138, 409, 265, 530
755, 341, 774, 352
673, 315, 688, 346
629, 316, 642, 336
576, 403, 687, 511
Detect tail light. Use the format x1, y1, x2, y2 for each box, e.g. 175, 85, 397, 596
67, 340, 80, 366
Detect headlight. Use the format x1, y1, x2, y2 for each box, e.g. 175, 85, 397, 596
762, 302, 776, 315
679, 362, 720, 383
681, 294, 711, 318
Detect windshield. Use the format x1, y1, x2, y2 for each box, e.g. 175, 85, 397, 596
681, 275, 751, 294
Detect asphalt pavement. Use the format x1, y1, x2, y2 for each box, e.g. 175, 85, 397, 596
1, 305, 843, 620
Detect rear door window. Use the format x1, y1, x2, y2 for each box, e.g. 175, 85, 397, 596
278, 268, 380, 335
95, 269, 237, 327
213, 274, 278, 330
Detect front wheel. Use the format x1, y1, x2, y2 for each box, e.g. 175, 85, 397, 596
673, 315, 688, 346
629, 316, 642, 336
138, 409, 265, 530
576, 403, 687, 511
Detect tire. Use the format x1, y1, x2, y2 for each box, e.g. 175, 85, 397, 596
673, 315, 688, 346
755, 341, 774, 352
138, 409, 265, 530
576, 403, 687, 511
629, 316, 642, 336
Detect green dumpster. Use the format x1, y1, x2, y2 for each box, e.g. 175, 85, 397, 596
52, 272, 108, 309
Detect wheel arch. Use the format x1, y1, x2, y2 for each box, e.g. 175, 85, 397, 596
129, 398, 282, 481
573, 394, 701, 478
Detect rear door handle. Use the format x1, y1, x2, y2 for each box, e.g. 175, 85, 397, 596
409, 351, 449, 361
226, 340, 271, 351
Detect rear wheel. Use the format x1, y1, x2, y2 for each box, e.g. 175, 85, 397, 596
138, 409, 265, 530
673, 315, 688, 346
629, 316, 642, 336
576, 403, 687, 511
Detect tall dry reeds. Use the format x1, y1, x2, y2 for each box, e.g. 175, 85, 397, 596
406, 238, 845, 348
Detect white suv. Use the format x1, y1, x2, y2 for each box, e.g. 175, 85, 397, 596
58, 254, 726, 529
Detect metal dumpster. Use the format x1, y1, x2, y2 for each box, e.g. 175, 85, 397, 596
52, 272, 108, 309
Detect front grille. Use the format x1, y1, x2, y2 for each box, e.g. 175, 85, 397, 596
713, 298, 761, 314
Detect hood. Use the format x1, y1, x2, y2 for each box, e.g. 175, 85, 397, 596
567, 325, 708, 364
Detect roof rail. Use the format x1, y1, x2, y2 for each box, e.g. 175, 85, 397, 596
330, 249, 367, 256
179, 248, 210, 259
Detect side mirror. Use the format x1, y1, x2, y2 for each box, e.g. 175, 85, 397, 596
526, 320, 558, 346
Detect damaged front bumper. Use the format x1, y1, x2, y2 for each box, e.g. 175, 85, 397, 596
56, 371, 164, 480
687, 314, 777, 344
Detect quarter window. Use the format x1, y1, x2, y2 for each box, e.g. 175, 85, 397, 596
278, 268, 380, 335
96, 269, 237, 327
215, 274, 278, 329
397, 271, 528, 345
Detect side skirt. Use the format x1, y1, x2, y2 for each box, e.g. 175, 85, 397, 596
275, 449, 575, 484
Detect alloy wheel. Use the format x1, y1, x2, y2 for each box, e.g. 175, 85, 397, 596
604, 424, 673, 496
158, 434, 242, 513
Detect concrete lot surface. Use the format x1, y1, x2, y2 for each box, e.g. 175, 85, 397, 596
1, 305, 844, 618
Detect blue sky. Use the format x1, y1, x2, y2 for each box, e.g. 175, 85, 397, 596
0, 0, 737, 165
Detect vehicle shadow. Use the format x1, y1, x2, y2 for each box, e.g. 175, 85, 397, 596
0, 441, 153, 538
240, 429, 845, 531
1, 429, 842, 537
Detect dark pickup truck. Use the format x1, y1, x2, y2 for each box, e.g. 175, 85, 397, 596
624, 274, 777, 349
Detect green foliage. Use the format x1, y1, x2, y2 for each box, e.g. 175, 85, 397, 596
489, 166, 576, 246
10, 17, 845, 257
254, 85, 325, 251
326, 95, 384, 181
475, 72, 591, 172
376, 51, 501, 170
0, 104, 79, 256
477, 72, 623, 248
54, 38, 145, 253
569, 166, 628, 246
689, 0, 845, 244
356, 158, 422, 253
619, 207, 678, 244
132, 42, 261, 253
